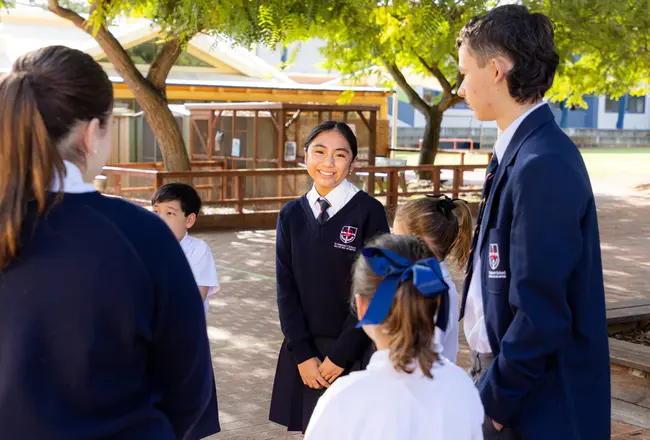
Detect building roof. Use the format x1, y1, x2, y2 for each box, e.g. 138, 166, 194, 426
0, 5, 293, 83
108, 76, 390, 93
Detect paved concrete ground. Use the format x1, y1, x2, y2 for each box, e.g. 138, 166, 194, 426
197, 191, 650, 439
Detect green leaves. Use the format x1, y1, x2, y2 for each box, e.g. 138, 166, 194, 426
526, 0, 649, 105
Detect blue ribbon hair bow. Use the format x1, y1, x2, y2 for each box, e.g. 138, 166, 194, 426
355, 247, 450, 331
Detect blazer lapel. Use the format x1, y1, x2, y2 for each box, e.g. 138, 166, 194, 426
478, 105, 556, 251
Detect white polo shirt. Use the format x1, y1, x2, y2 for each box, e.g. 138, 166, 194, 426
179, 233, 219, 313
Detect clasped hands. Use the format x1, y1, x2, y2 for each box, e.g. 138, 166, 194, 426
297, 357, 344, 389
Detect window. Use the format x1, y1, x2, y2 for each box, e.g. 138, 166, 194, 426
605, 95, 646, 114
98, 41, 213, 67
422, 89, 441, 106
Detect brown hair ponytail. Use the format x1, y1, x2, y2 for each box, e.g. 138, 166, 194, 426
0, 73, 62, 269
394, 196, 473, 271
0, 46, 113, 269
352, 234, 440, 378
448, 199, 472, 270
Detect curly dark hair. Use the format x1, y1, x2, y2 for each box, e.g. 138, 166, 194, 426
456, 5, 560, 104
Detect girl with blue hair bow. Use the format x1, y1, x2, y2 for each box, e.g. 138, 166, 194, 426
305, 234, 484, 440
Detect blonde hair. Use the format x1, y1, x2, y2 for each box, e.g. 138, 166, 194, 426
395, 196, 472, 271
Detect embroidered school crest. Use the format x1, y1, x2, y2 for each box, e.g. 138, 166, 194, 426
489, 243, 500, 270
340, 226, 358, 244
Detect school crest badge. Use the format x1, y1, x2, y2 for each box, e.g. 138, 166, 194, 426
340, 226, 358, 244
489, 243, 500, 270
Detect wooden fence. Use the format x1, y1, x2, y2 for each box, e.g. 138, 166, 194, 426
99, 163, 487, 229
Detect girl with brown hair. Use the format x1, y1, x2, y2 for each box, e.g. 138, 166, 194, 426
305, 234, 484, 440
393, 195, 473, 363
0, 46, 218, 439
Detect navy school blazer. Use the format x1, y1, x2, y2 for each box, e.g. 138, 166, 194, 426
474, 105, 611, 440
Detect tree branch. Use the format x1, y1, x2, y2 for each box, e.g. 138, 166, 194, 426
439, 92, 464, 112
147, 35, 190, 96
382, 59, 430, 115
415, 54, 452, 93
48, 0, 157, 100
47, 0, 85, 27
450, 71, 464, 92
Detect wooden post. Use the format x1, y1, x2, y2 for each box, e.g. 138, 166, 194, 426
343, 111, 348, 123
189, 115, 195, 159
433, 166, 441, 193
386, 169, 399, 219
318, 111, 323, 123
277, 109, 286, 210
115, 174, 122, 196
234, 175, 245, 214
231, 110, 237, 157
154, 172, 163, 191
293, 110, 300, 194
207, 111, 214, 159
368, 110, 377, 196
452, 167, 461, 199
295, 110, 301, 159
252, 110, 259, 203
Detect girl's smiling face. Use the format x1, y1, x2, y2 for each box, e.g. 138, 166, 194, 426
305, 129, 356, 196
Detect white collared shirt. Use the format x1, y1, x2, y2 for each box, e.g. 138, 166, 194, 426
306, 179, 359, 221
179, 233, 220, 314
50, 161, 97, 194
305, 349, 484, 440
464, 102, 547, 353
434, 261, 459, 364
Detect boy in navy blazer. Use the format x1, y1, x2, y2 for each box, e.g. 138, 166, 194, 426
456, 5, 610, 440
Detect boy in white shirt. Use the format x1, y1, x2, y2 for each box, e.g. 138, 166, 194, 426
152, 183, 219, 313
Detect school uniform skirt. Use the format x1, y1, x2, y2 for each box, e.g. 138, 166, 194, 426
269, 337, 373, 433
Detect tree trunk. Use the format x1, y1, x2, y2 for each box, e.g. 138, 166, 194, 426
103, 46, 190, 172
47, 2, 191, 172
136, 87, 190, 171
417, 107, 443, 180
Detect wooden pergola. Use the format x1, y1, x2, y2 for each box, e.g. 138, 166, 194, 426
185, 102, 381, 170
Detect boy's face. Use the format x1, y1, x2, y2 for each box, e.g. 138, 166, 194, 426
457, 44, 510, 122
152, 200, 196, 241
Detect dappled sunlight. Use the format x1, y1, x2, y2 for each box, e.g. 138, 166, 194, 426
192, 182, 650, 438
603, 269, 632, 278
207, 326, 232, 342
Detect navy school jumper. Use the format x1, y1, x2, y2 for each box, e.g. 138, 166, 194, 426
0, 192, 220, 440
269, 190, 390, 432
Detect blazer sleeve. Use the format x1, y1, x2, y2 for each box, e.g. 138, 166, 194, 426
328, 200, 390, 367
148, 226, 215, 438
276, 211, 317, 364
478, 155, 586, 424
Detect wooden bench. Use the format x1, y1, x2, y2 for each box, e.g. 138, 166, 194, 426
606, 299, 650, 325
609, 338, 650, 373
606, 299, 650, 374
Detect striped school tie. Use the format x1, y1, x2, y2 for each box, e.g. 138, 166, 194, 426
317, 197, 331, 225
459, 155, 499, 320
